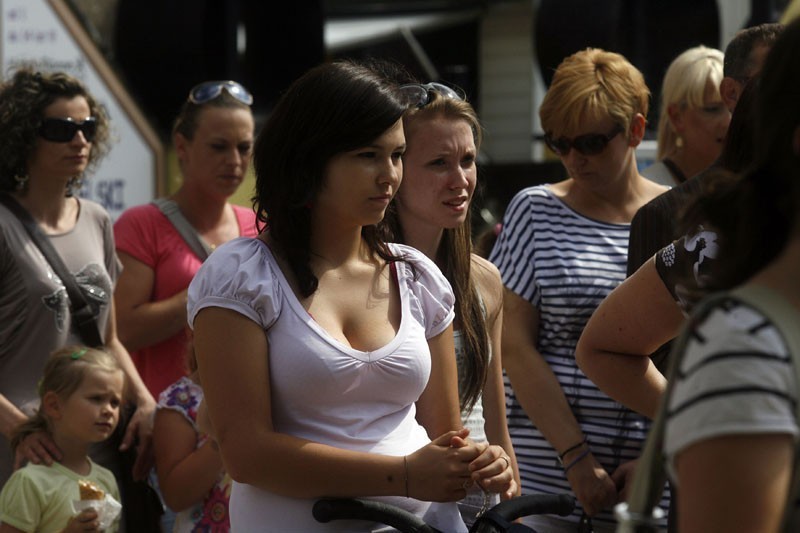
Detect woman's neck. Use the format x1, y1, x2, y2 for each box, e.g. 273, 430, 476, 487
395, 212, 444, 265
171, 186, 229, 232
555, 156, 650, 223
751, 236, 800, 310
308, 220, 367, 269
668, 147, 714, 181
12, 179, 76, 233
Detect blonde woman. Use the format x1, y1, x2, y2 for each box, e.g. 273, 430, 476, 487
643, 45, 730, 186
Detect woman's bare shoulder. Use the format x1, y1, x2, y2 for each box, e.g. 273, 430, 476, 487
471, 254, 503, 317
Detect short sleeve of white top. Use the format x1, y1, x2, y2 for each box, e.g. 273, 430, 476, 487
664, 298, 800, 485
187, 238, 465, 532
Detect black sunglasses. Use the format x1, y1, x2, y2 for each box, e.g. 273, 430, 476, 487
544, 125, 624, 157
398, 82, 464, 108
188, 80, 253, 106
38, 117, 98, 143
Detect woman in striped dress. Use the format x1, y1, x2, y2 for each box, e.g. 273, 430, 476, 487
489, 48, 668, 532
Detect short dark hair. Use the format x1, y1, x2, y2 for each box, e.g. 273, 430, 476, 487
0, 67, 111, 192
252, 60, 406, 296
723, 22, 783, 80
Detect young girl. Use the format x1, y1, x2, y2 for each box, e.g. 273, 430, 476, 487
0, 346, 124, 533
385, 83, 520, 525
153, 346, 230, 531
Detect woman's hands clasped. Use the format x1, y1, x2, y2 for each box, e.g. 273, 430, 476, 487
405, 428, 516, 502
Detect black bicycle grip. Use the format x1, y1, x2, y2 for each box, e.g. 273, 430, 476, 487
312, 498, 439, 533
486, 493, 575, 521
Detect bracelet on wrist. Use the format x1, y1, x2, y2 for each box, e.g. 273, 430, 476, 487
563, 448, 591, 474
557, 436, 588, 465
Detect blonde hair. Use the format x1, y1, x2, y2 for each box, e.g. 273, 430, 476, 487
11, 346, 123, 451
656, 45, 725, 160
539, 48, 649, 138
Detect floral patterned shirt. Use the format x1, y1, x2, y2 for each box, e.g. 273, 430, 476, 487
158, 377, 231, 532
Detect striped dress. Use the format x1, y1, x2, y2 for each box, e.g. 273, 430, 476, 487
490, 185, 669, 528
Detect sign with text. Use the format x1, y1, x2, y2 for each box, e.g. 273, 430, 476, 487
0, 0, 163, 219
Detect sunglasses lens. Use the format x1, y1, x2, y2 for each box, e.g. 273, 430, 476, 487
398, 82, 464, 108
39, 118, 96, 143
544, 134, 570, 156
189, 81, 253, 105
80, 119, 97, 142
573, 134, 607, 156
398, 85, 429, 108
428, 82, 462, 101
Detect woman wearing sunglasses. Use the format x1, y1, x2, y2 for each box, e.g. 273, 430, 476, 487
489, 48, 668, 532
186, 61, 513, 531
0, 68, 155, 502
113, 80, 258, 400
383, 82, 520, 526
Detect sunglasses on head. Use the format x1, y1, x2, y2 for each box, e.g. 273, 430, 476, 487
398, 82, 464, 108
38, 117, 97, 143
544, 125, 624, 157
188, 80, 253, 106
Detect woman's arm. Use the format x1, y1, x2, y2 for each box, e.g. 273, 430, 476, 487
104, 299, 156, 480
415, 324, 462, 436
473, 257, 520, 497
194, 306, 475, 502
575, 258, 682, 419
153, 408, 223, 511
114, 252, 189, 351
0, 394, 61, 469
502, 288, 616, 515
676, 434, 793, 533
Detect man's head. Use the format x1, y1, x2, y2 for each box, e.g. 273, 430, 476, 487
719, 22, 783, 111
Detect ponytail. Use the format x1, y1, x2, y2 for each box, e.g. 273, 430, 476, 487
10, 410, 50, 453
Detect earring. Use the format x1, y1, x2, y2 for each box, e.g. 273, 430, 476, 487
13, 174, 28, 190
675, 135, 684, 149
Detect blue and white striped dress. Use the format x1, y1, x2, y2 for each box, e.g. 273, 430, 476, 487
490, 185, 669, 529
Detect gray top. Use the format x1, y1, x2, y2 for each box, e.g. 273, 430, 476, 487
0, 198, 120, 483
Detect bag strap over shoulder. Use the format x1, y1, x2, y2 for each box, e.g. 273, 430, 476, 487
728, 284, 800, 532
620, 284, 800, 532
151, 198, 212, 261
0, 193, 104, 347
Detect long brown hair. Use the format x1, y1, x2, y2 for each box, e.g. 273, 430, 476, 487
385, 90, 489, 413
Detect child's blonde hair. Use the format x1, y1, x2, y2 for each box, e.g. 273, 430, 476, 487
11, 346, 123, 451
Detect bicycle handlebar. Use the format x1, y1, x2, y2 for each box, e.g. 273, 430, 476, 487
312, 493, 575, 533
312, 498, 440, 533
487, 493, 575, 520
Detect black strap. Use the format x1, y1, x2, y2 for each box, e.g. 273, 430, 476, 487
0, 193, 103, 347
151, 198, 212, 261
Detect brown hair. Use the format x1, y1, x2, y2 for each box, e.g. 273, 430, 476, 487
385, 91, 489, 413
0, 67, 111, 193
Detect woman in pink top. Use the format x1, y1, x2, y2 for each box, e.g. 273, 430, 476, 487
114, 81, 258, 398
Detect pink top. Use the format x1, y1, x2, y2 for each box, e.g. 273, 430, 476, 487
114, 203, 258, 397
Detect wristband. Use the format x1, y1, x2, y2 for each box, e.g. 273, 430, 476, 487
563, 448, 591, 474
557, 436, 587, 465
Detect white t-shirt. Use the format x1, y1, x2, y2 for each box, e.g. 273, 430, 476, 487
188, 238, 466, 532
664, 297, 799, 480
